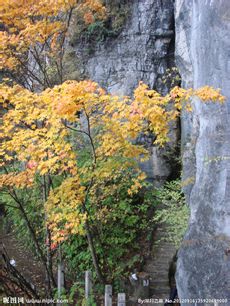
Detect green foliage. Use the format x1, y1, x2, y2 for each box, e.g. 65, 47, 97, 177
153, 180, 189, 247
0, 184, 45, 252
62, 177, 155, 282
85, 20, 110, 42
81, 296, 97, 306
107, 1, 130, 34
69, 1, 130, 47
53, 288, 69, 306
162, 67, 181, 89
68, 282, 97, 306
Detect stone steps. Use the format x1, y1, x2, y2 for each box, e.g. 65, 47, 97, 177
142, 225, 176, 301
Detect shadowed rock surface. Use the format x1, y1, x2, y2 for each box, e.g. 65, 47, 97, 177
69, 0, 178, 185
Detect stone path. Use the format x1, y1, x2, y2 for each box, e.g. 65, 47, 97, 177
143, 225, 177, 306
0, 216, 46, 297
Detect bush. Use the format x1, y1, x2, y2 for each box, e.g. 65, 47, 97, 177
153, 180, 189, 247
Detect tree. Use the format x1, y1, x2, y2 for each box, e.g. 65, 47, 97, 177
0, 79, 225, 284
0, 0, 105, 88
0, 0, 105, 296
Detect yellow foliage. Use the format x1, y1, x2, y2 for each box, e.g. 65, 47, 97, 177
45, 175, 86, 243
0, 0, 105, 71
0, 79, 225, 244
1, 0, 225, 247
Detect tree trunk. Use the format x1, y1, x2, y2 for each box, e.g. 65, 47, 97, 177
42, 175, 56, 295
85, 220, 105, 284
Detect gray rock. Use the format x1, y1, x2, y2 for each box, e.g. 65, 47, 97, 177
70, 0, 177, 184
175, 0, 230, 304
82, 0, 174, 96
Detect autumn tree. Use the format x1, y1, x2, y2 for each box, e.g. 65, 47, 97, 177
0, 79, 225, 286
0, 0, 105, 89
0, 0, 105, 296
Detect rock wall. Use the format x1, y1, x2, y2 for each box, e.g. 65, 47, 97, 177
175, 0, 230, 304
70, 0, 177, 184
80, 0, 174, 96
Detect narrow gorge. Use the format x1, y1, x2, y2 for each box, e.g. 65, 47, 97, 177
67, 0, 230, 303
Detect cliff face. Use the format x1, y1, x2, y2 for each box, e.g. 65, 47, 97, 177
79, 0, 174, 96
175, 0, 230, 303
68, 0, 230, 301
71, 0, 177, 184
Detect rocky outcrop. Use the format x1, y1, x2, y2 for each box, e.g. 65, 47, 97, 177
79, 0, 174, 96
69, 0, 177, 184
175, 0, 230, 304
